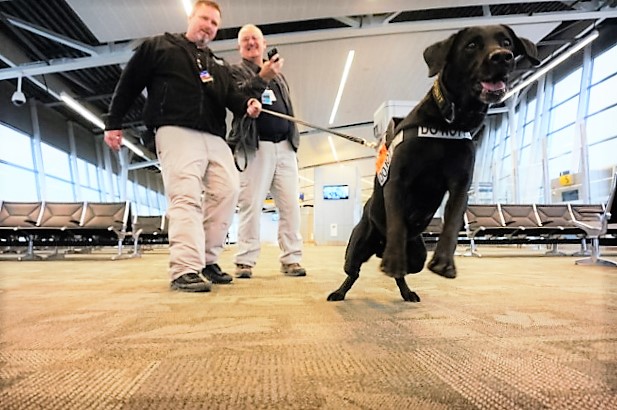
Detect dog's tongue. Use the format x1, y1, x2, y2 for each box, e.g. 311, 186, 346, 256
481, 81, 506, 92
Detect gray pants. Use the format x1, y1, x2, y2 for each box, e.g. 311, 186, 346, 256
156, 126, 239, 281
234, 140, 303, 267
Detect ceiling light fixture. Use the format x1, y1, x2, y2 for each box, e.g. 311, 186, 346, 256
182, 0, 192, 16
500, 30, 599, 103
327, 135, 339, 162
60, 92, 146, 158
329, 49, 355, 125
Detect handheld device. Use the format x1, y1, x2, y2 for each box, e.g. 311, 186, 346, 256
267, 47, 279, 62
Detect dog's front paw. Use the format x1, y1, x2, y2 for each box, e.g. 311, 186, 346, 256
401, 289, 421, 302
427, 255, 457, 278
327, 291, 346, 301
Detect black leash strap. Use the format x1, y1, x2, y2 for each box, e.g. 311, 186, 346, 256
261, 108, 377, 148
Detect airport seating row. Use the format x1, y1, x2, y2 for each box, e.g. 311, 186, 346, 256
2, 175, 615, 266
0, 201, 168, 260
423, 175, 617, 266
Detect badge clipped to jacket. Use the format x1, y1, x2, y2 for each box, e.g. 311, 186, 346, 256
261, 88, 276, 105
200, 70, 213, 83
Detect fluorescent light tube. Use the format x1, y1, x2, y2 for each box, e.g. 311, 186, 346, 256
60, 92, 146, 159
329, 50, 355, 125
60, 92, 105, 130
328, 135, 339, 162
182, 0, 192, 16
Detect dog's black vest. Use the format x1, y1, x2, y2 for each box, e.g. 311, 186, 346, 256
376, 126, 472, 186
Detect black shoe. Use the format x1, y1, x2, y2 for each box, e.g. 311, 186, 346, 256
203, 263, 233, 284
170, 272, 212, 292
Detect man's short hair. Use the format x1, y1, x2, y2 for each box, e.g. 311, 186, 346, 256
237, 24, 263, 43
192, 0, 221, 16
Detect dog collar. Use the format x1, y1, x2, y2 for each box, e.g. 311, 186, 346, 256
432, 77, 456, 124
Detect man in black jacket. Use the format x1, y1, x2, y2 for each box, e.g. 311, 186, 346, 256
104, 0, 261, 292
228, 24, 306, 279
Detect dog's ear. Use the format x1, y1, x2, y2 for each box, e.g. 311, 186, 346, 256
423, 34, 457, 77
501, 25, 541, 66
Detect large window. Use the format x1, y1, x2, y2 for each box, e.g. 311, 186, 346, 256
41, 142, 75, 201
517, 96, 544, 203
76, 158, 102, 201
0, 125, 38, 201
474, 37, 617, 206
585, 43, 617, 202
0, 121, 167, 214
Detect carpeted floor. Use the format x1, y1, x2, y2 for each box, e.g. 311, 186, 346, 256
1, 243, 616, 409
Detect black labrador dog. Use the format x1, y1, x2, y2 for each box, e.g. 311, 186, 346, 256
328, 25, 539, 302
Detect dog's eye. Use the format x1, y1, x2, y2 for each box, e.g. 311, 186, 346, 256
502, 38, 512, 47
465, 41, 478, 50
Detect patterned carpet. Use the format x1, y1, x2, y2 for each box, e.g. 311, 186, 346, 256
1, 244, 616, 409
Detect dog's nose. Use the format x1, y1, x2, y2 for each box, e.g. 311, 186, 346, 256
489, 49, 514, 65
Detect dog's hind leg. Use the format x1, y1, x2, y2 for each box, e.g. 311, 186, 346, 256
395, 277, 420, 302
327, 214, 380, 301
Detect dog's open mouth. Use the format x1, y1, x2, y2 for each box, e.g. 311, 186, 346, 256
479, 80, 507, 103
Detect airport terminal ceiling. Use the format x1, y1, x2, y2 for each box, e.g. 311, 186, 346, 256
0, 0, 616, 171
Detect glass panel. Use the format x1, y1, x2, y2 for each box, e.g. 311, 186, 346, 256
585, 105, 617, 145
81, 186, 101, 202
548, 97, 578, 132
587, 73, 617, 115
547, 125, 575, 158
591, 43, 617, 84
44, 176, 75, 201
552, 68, 582, 105
548, 155, 574, 181
588, 137, 617, 171
525, 98, 537, 124
41, 143, 72, 179
0, 163, 38, 200
0, 124, 34, 168
521, 122, 534, 147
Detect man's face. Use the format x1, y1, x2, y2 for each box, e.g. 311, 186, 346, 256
187, 4, 220, 48
238, 28, 266, 61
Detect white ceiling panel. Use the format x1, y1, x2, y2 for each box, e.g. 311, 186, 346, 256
66, 0, 565, 43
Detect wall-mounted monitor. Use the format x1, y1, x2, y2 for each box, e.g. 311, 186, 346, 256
561, 189, 579, 202
323, 184, 349, 200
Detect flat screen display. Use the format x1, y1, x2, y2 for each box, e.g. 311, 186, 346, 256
561, 189, 579, 201
323, 184, 349, 200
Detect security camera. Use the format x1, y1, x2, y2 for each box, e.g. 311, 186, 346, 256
12, 75, 26, 106
12, 90, 26, 106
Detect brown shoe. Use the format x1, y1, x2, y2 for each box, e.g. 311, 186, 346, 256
235, 264, 253, 279
170, 272, 212, 292
281, 263, 306, 277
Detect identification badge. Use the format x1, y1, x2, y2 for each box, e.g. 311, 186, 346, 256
199, 70, 213, 83
261, 88, 276, 105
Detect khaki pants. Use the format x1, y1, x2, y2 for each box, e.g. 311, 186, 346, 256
234, 140, 302, 267
156, 126, 239, 280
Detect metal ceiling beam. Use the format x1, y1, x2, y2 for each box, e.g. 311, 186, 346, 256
0, 49, 133, 80
0, 8, 615, 80
208, 9, 617, 51
5, 15, 98, 56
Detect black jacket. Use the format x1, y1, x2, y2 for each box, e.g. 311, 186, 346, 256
104, 33, 250, 139
228, 58, 300, 151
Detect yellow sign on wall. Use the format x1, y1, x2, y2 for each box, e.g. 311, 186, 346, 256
559, 174, 573, 186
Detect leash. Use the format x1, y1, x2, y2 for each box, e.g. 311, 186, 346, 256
261, 108, 377, 149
